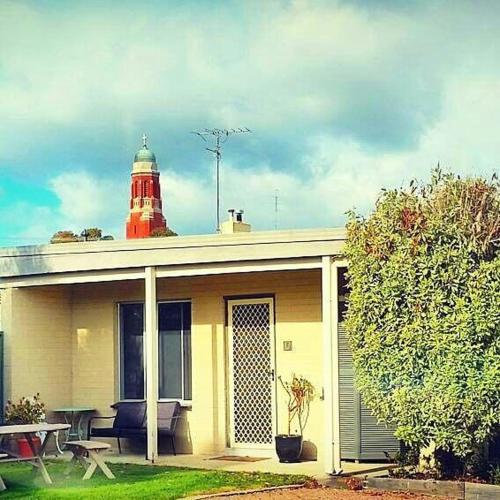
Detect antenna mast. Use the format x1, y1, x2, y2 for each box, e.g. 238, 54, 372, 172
274, 189, 279, 230
191, 128, 251, 232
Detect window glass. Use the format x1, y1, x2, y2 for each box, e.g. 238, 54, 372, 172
338, 267, 350, 322
158, 302, 192, 400
182, 302, 192, 400
159, 303, 183, 399
120, 301, 192, 401
120, 303, 144, 399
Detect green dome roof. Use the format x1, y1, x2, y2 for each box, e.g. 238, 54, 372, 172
134, 145, 156, 163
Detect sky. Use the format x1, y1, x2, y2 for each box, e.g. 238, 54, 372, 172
0, 0, 499, 246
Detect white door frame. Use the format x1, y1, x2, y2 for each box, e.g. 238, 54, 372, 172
227, 297, 277, 451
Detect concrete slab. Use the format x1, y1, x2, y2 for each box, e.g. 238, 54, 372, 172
93, 451, 392, 482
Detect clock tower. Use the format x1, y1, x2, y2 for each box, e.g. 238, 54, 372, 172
126, 135, 167, 238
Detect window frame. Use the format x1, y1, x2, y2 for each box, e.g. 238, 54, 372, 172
157, 299, 192, 404
117, 299, 193, 405
117, 301, 145, 402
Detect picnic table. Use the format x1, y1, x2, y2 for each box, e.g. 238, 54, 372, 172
0, 422, 71, 489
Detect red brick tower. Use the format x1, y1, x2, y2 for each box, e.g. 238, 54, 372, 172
126, 135, 167, 239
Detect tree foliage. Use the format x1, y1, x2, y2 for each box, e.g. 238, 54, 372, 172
345, 170, 500, 457
50, 230, 79, 243
150, 227, 178, 237
81, 227, 102, 240
50, 228, 114, 243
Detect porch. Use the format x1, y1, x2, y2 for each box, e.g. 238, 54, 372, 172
0, 228, 353, 473
55, 449, 393, 480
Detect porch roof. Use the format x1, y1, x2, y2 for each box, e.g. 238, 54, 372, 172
0, 227, 346, 287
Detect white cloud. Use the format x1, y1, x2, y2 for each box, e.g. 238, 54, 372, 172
12, 69, 500, 246
1, 1, 499, 246
2, 0, 498, 154
15, 172, 128, 244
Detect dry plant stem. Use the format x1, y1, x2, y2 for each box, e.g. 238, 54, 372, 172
278, 375, 315, 436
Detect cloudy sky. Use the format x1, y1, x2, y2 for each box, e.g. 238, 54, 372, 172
0, 0, 499, 246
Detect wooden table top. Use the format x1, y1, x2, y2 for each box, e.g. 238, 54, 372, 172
0, 423, 70, 435
64, 440, 111, 450
52, 408, 95, 413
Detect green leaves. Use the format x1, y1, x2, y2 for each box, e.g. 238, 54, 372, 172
345, 170, 500, 458
5, 393, 46, 424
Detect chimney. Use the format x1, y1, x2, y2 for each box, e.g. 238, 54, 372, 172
220, 209, 251, 234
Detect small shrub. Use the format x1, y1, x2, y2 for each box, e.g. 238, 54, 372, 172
389, 445, 420, 477
463, 447, 490, 480
5, 394, 45, 424
150, 227, 178, 237
345, 476, 363, 491
490, 465, 500, 485
278, 375, 315, 436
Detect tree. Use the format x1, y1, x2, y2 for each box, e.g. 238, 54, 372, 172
344, 170, 499, 463
81, 228, 102, 241
149, 227, 178, 237
50, 228, 114, 243
50, 230, 79, 244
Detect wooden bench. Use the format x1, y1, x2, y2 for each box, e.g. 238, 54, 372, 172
64, 440, 115, 480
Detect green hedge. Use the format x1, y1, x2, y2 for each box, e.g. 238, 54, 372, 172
344, 170, 499, 456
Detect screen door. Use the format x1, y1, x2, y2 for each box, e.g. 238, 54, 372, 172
227, 298, 276, 450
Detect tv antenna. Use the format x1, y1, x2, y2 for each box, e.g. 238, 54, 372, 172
274, 189, 279, 230
191, 128, 251, 232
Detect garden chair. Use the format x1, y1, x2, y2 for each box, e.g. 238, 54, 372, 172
156, 401, 181, 456
87, 401, 146, 454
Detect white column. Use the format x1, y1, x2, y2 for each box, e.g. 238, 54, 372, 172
322, 256, 342, 474
331, 260, 342, 473
145, 266, 158, 462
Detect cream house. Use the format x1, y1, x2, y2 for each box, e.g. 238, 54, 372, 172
0, 221, 398, 473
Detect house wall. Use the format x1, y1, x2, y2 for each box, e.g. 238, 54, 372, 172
70, 269, 324, 458
71, 280, 143, 412
1, 286, 73, 411
1, 269, 324, 458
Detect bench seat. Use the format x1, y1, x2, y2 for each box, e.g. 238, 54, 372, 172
88, 401, 181, 456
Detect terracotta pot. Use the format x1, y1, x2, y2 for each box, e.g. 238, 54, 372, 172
17, 437, 41, 458
275, 434, 303, 463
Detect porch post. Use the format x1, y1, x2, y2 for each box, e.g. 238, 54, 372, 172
145, 266, 158, 462
331, 260, 342, 473
322, 256, 342, 474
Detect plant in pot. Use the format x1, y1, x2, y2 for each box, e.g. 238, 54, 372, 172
275, 375, 315, 463
5, 393, 46, 458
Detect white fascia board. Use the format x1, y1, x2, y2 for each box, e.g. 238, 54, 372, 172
156, 257, 322, 278
1, 269, 145, 288
1, 230, 345, 279
1, 257, 323, 288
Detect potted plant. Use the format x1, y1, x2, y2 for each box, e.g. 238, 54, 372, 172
275, 375, 315, 463
5, 393, 46, 458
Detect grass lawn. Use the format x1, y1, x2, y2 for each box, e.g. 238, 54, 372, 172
0, 461, 308, 499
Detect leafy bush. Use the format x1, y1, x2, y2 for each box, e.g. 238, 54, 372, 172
345, 170, 499, 459
150, 227, 178, 237
490, 465, 500, 485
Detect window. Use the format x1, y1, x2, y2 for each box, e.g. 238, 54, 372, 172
119, 303, 144, 399
158, 302, 192, 400
118, 301, 192, 401
337, 267, 350, 322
